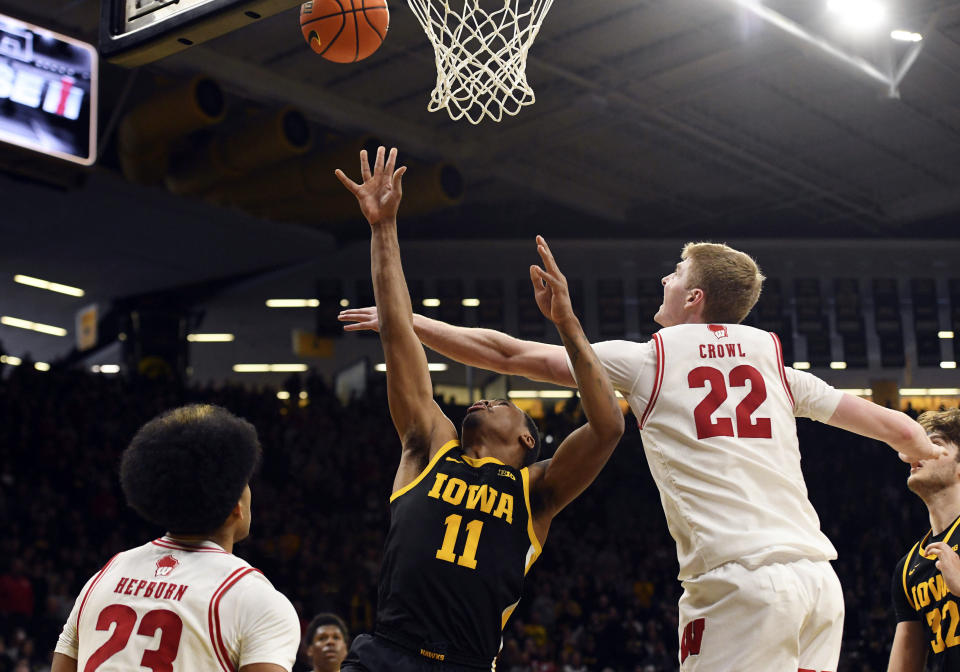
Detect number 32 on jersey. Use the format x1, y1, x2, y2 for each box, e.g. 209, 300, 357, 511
688, 365, 772, 440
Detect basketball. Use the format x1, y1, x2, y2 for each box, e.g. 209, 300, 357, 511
300, 0, 389, 63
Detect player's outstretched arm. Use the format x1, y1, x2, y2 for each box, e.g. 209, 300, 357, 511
340, 306, 574, 385
826, 394, 941, 461
336, 148, 456, 460
886, 621, 927, 672
525, 236, 624, 540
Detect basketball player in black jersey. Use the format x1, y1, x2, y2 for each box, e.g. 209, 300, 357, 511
889, 408, 960, 672
334, 147, 624, 671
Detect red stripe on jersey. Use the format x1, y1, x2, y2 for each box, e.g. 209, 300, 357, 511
770, 332, 794, 407
639, 333, 665, 429
152, 538, 227, 553
77, 553, 120, 626
207, 568, 258, 672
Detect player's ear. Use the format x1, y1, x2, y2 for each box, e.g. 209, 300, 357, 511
685, 287, 705, 311
519, 431, 536, 450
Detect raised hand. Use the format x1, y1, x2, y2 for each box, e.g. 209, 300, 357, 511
338, 306, 380, 333
335, 146, 407, 227
925, 541, 960, 595
530, 235, 575, 326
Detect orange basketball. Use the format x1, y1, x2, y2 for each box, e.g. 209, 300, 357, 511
300, 0, 389, 63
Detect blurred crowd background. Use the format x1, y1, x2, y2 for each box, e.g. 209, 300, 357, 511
0, 363, 938, 671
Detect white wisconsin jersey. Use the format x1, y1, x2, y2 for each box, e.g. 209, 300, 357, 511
629, 324, 837, 579
55, 536, 299, 672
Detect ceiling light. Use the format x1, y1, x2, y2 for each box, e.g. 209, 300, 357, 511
265, 299, 319, 308
928, 388, 960, 395
900, 388, 960, 396
462, 298, 480, 307
942, 362, 958, 369
793, 362, 811, 370
233, 363, 309, 372
539, 390, 575, 398
508, 390, 539, 398
837, 388, 872, 395
890, 29, 922, 42
375, 362, 448, 372
99, 364, 120, 374
277, 391, 291, 400
339, 299, 350, 307
830, 362, 847, 369
827, 0, 887, 30
14, 274, 85, 297
939, 331, 954, 339
1, 315, 68, 336
0, 355, 21, 366
34, 362, 50, 371
298, 391, 308, 399
422, 298, 441, 307
187, 333, 235, 342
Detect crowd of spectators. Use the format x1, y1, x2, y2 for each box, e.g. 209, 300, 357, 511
0, 362, 942, 671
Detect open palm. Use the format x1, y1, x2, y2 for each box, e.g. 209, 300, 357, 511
335, 146, 406, 226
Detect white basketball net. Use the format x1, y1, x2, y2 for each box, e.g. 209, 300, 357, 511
405, 0, 555, 124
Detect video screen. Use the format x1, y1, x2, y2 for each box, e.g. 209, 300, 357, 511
0, 14, 97, 165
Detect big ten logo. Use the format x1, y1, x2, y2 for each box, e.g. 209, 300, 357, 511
497, 468, 516, 481
680, 618, 704, 663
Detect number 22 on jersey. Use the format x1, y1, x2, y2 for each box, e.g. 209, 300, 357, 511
688, 365, 772, 440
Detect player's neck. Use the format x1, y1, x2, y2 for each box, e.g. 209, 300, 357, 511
462, 442, 508, 465
923, 486, 960, 535
166, 530, 235, 554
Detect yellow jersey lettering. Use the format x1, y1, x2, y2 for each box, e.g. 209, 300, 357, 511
465, 484, 499, 513
919, 582, 931, 608
426, 473, 448, 499
940, 574, 951, 598
931, 576, 944, 603
442, 478, 468, 506
493, 493, 514, 524
419, 649, 445, 661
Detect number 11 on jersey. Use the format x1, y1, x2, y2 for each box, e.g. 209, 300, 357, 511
436, 514, 483, 569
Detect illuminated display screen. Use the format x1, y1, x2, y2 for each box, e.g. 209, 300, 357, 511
0, 14, 97, 166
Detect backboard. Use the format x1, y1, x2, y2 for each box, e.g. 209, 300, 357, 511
100, 0, 303, 67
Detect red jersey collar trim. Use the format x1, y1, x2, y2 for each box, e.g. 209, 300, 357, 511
153, 536, 228, 553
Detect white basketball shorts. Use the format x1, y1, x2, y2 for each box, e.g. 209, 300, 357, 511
677, 558, 844, 671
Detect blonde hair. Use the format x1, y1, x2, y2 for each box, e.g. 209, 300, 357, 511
681, 242, 765, 324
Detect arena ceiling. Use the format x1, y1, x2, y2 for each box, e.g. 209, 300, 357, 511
3, 0, 960, 242
1, 0, 960, 376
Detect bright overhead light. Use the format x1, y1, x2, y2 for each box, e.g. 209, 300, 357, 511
830, 362, 847, 370
827, 0, 887, 29
339, 299, 350, 307
91, 364, 120, 374
374, 362, 447, 372
942, 361, 958, 369
793, 362, 811, 370
508, 390, 539, 398
837, 388, 872, 395
298, 390, 308, 399
277, 390, 291, 400
900, 388, 960, 396
0, 355, 21, 366
422, 298, 441, 307
187, 333, 235, 342
462, 298, 480, 307
233, 363, 309, 373
508, 390, 575, 399
14, 274, 85, 297
265, 299, 319, 308
939, 331, 954, 339
1, 315, 68, 336
34, 362, 50, 371
890, 29, 922, 42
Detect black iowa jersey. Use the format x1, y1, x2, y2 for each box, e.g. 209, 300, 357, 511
374, 439, 542, 668
892, 515, 960, 671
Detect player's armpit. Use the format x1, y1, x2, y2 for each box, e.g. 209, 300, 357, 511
886, 620, 927, 672
51, 653, 78, 672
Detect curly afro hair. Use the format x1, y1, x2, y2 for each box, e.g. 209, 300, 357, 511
120, 404, 261, 535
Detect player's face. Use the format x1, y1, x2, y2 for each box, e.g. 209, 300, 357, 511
907, 433, 960, 495
462, 399, 531, 465
308, 625, 348, 672
655, 258, 694, 327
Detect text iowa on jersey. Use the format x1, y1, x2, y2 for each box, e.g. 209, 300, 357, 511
426, 472, 515, 524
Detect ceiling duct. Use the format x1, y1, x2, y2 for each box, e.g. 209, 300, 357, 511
203, 134, 380, 209
118, 76, 226, 185
165, 107, 313, 196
